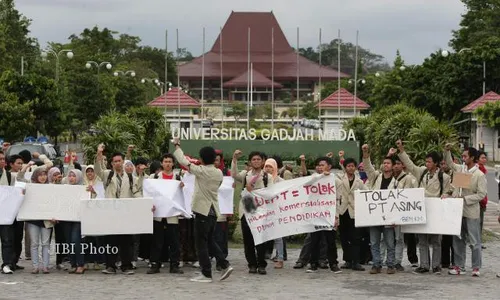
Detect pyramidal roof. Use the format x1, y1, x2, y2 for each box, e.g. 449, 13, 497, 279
147, 88, 200, 108
316, 88, 370, 109
461, 91, 500, 113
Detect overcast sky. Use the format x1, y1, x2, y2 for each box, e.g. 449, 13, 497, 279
16, 0, 466, 65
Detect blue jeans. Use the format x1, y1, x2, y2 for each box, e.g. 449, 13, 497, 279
453, 217, 482, 269
65, 222, 84, 267
274, 238, 284, 261
370, 226, 395, 268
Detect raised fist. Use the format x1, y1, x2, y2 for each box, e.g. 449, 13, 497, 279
396, 139, 403, 148
326, 152, 334, 158
299, 154, 305, 161
233, 150, 243, 159
338, 150, 345, 157
445, 143, 452, 151
387, 148, 397, 156
172, 137, 180, 145
362, 144, 369, 153
127, 145, 135, 151
97, 143, 105, 154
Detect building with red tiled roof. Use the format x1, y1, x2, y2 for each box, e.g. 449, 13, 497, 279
460, 91, 499, 161
179, 11, 348, 102
148, 88, 201, 130
316, 88, 370, 132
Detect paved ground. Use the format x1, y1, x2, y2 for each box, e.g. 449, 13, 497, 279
1, 240, 500, 300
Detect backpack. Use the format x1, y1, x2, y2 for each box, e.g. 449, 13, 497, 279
106, 171, 133, 193
419, 169, 444, 196
242, 171, 268, 190
393, 173, 407, 189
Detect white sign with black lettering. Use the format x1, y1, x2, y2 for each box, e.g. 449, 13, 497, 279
354, 188, 426, 227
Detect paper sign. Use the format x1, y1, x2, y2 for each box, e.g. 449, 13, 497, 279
80, 198, 154, 235
0, 186, 25, 225
218, 177, 234, 214
181, 173, 195, 215
245, 174, 337, 245
17, 184, 90, 221
401, 198, 463, 235
93, 182, 105, 199
143, 179, 191, 218
452, 172, 472, 189
354, 188, 426, 227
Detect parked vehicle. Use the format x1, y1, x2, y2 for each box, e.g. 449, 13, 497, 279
6, 142, 59, 161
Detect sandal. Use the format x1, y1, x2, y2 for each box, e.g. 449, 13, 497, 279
42, 268, 50, 274
31, 268, 39, 274
75, 267, 85, 274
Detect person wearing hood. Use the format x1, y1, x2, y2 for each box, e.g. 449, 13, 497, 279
20, 167, 56, 274
63, 169, 86, 274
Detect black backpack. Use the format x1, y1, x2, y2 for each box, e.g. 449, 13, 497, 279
106, 171, 133, 193
419, 169, 444, 196
242, 171, 268, 190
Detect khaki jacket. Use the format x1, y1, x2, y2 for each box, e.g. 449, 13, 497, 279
94, 156, 142, 199
394, 171, 418, 189
335, 174, 367, 219
398, 152, 451, 197
363, 157, 397, 190
149, 172, 179, 224
231, 162, 275, 218
445, 151, 487, 219
173, 148, 223, 217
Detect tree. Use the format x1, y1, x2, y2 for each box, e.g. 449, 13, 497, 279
0, 0, 39, 73
301, 102, 319, 119
227, 102, 246, 125
0, 91, 35, 141
344, 103, 458, 165
475, 101, 500, 129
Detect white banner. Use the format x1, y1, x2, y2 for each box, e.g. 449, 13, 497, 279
143, 179, 191, 218
80, 198, 154, 235
245, 174, 337, 245
93, 182, 105, 199
182, 173, 235, 215
401, 198, 463, 235
354, 188, 426, 227
17, 184, 90, 222
218, 177, 234, 214
0, 186, 25, 225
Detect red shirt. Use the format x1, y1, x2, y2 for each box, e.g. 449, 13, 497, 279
478, 164, 488, 208
161, 173, 174, 180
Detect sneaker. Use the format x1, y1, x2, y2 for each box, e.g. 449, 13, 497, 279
122, 269, 134, 275
340, 262, 352, 269
319, 262, 329, 269
2, 265, 13, 274
215, 265, 222, 272
179, 261, 184, 268
101, 267, 116, 274
395, 264, 405, 272
352, 264, 365, 271
330, 264, 342, 274
433, 267, 442, 275
249, 266, 257, 274
472, 268, 480, 277
192, 261, 200, 268
14, 265, 24, 270
306, 266, 318, 273
413, 267, 430, 274
293, 262, 304, 269
190, 274, 213, 283
116, 261, 122, 268
147, 267, 160, 274
131, 261, 137, 270
387, 267, 396, 274
411, 263, 418, 268
370, 266, 382, 274
448, 266, 466, 275
220, 266, 233, 281
257, 267, 267, 275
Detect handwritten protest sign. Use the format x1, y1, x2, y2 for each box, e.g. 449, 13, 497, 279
143, 179, 191, 218
354, 188, 426, 227
17, 184, 90, 221
401, 198, 463, 235
245, 174, 337, 245
0, 186, 24, 225
80, 198, 153, 235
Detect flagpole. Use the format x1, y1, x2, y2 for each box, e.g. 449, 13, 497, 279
220, 26, 224, 127
250, 62, 253, 109
164, 29, 168, 127
296, 27, 300, 120
337, 30, 341, 128
318, 28, 322, 120
201, 27, 205, 120
271, 27, 275, 132
177, 28, 180, 128
246, 27, 250, 131
354, 30, 359, 117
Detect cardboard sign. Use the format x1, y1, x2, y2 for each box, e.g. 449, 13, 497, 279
354, 188, 426, 227
452, 172, 472, 189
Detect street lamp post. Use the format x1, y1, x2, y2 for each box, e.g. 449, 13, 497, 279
85, 61, 112, 99
41, 49, 74, 92
113, 70, 136, 78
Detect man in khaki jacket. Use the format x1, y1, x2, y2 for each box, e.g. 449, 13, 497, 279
444, 145, 486, 277
396, 140, 451, 275
94, 144, 143, 275
147, 153, 183, 275
172, 137, 233, 283
337, 157, 367, 272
